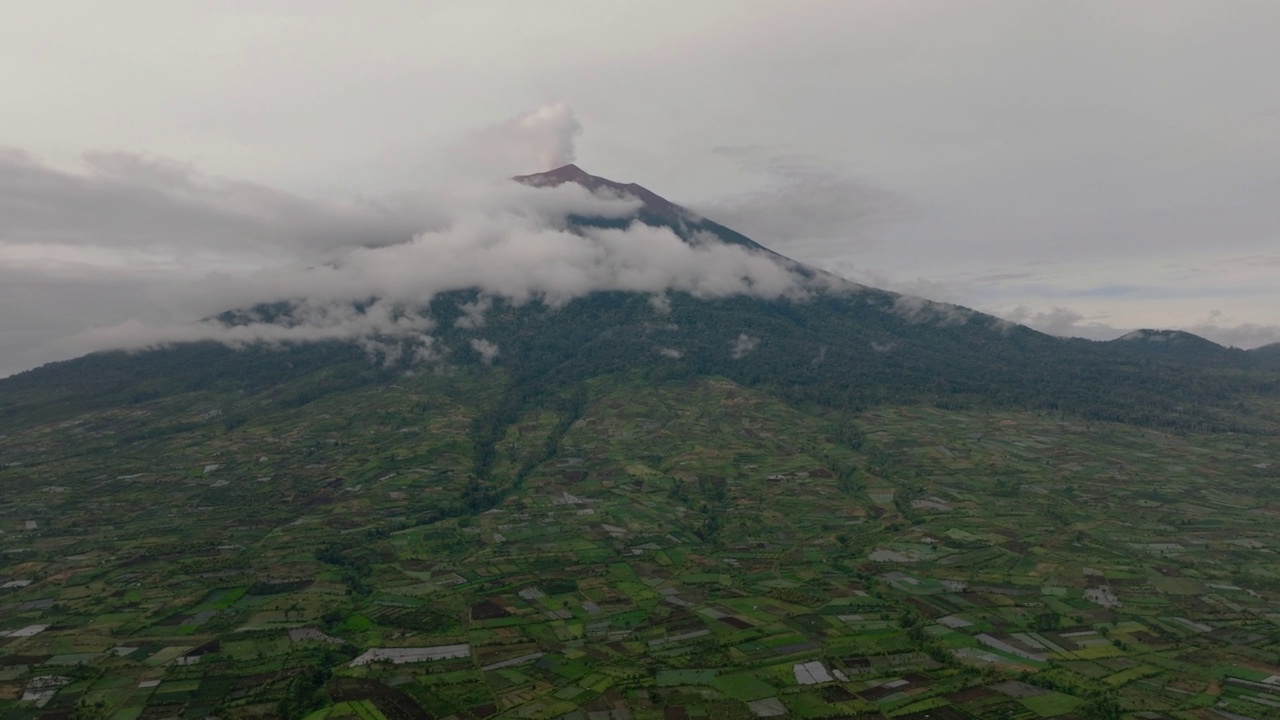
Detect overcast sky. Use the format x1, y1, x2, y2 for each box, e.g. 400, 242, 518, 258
2, 1, 1279, 377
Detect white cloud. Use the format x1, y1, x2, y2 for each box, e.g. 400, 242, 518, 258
0, 102, 843, 376
454, 296, 493, 329
648, 292, 672, 314
0, 147, 435, 258
51, 172, 813, 357
469, 338, 500, 365
730, 333, 758, 359
1185, 316, 1280, 349
993, 305, 1280, 348
891, 294, 974, 327
455, 103, 583, 179
1000, 306, 1121, 341
62, 300, 435, 353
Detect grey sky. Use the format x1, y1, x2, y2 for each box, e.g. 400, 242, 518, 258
2, 1, 1278, 376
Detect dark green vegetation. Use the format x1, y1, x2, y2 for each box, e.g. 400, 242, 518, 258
3, 365, 1280, 719
5, 285, 1280, 439
2, 169, 1280, 718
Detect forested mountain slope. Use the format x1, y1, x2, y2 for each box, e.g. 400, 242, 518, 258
3, 167, 1277, 436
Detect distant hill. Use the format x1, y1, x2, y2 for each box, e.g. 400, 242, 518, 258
1113, 328, 1221, 346
1251, 341, 1280, 369
1105, 329, 1243, 363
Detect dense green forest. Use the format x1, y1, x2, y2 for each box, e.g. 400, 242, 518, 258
4, 286, 1278, 440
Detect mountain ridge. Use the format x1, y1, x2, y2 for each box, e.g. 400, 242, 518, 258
1, 168, 1278, 436
514, 164, 779, 255
513, 163, 684, 221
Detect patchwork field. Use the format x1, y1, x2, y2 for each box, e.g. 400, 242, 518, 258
2, 372, 1279, 719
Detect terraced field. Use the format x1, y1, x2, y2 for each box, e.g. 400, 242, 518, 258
2, 372, 1280, 719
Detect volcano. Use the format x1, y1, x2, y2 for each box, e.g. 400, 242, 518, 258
514, 164, 777, 253
1, 166, 1277, 436
1, 165, 1279, 719
513, 163, 681, 218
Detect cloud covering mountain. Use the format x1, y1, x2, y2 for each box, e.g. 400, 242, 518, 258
1, 109, 824, 373
60, 191, 813, 357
